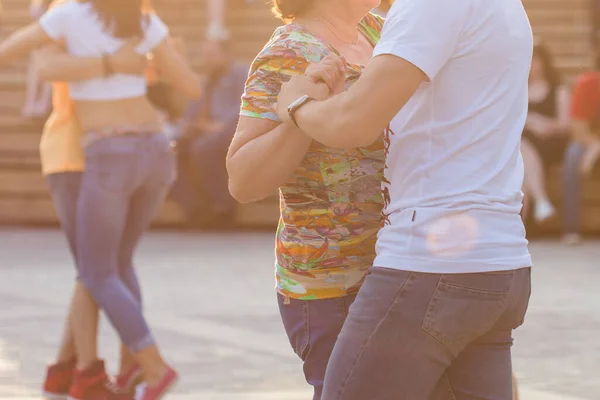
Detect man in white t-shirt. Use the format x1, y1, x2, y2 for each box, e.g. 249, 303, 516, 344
274, 0, 533, 398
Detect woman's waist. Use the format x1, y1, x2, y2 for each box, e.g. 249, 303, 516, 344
69, 75, 147, 101
75, 97, 161, 133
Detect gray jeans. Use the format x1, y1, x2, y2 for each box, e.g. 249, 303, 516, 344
322, 267, 531, 400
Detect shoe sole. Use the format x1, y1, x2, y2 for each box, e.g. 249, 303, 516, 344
42, 392, 68, 400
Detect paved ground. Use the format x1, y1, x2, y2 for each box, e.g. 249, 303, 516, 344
0, 229, 597, 400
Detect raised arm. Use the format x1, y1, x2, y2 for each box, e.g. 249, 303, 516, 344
0, 23, 53, 65
275, 0, 465, 148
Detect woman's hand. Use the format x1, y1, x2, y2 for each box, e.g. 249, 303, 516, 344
305, 54, 346, 95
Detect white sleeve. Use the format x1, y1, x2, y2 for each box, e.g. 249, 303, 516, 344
373, 0, 469, 81
38, 2, 73, 40
137, 13, 168, 54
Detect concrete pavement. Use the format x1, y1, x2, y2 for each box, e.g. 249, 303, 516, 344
0, 229, 597, 399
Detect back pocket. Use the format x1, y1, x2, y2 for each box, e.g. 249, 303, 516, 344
422, 272, 514, 347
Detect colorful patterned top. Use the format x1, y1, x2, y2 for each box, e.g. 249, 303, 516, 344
240, 13, 385, 300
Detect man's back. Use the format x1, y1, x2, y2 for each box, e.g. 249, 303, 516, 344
374, 0, 533, 272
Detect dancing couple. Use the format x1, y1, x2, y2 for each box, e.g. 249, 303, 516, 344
0, 0, 200, 399
229, 0, 533, 398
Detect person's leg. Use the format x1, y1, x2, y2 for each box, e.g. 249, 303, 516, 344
278, 294, 356, 400
116, 142, 175, 379
520, 138, 554, 222
321, 267, 530, 400
168, 138, 207, 220
22, 53, 39, 118
47, 173, 100, 369
206, 0, 228, 39
190, 122, 237, 219
562, 141, 586, 241
46, 172, 82, 363
75, 137, 155, 370
436, 268, 531, 400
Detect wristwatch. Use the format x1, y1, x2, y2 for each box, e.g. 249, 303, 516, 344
287, 95, 315, 127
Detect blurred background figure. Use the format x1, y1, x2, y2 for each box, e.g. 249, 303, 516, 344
169, 38, 247, 229
521, 42, 570, 225
22, 0, 53, 119
562, 47, 600, 245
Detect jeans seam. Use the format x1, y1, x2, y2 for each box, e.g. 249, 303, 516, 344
299, 301, 310, 360
445, 373, 457, 400
336, 272, 413, 400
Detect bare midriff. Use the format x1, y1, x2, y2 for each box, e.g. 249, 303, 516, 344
74, 96, 162, 133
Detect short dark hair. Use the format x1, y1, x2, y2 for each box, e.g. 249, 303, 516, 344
271, 0, 316, 21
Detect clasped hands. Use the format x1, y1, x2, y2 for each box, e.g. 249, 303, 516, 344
276, 54, 347, 124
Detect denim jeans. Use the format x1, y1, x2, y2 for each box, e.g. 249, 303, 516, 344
278, 293, 356, 400
46, 171, 82, 259
562, 141, 586, 235
76, 133, 176, 352
322, 267, 531, 400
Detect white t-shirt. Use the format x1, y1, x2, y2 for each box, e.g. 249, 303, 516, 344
372, 0, 533, 273
39, 1, 168, 100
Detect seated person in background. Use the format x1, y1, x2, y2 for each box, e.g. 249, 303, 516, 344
169, 38, 247, 228
521, 42, 570, 223
562, 49, 600, 245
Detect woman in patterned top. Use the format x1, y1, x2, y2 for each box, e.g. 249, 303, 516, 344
227, 0, 384, 397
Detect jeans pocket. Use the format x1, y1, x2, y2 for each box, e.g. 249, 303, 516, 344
422, 275, 512, 347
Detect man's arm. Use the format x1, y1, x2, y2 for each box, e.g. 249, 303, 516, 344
275, 0, 465, 148
284, 55, 424, 149
35, 41, 146, 82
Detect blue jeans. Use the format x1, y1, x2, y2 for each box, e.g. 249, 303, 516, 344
562, 141, 586, 235
322, 267, 531, 400
76, 133, 176, 352
46, 171, 82, 259
278, 293, 356, 400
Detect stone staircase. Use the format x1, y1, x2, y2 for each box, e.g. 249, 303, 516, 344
0, 0, 597, 233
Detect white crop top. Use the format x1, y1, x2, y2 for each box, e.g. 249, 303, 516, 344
39, 1, 168, 100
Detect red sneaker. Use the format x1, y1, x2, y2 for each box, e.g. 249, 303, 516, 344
137, 367, 178, 400
42, 358, 76, 400
67, 360, 133, 400
115, 364, 143, 394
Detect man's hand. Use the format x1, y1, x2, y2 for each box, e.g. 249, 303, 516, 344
109, 39, 146, 75
276, 76, 330, 124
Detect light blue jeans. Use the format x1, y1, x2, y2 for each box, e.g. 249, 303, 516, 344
76, 133, 176, 352
562, 141, 587, 235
